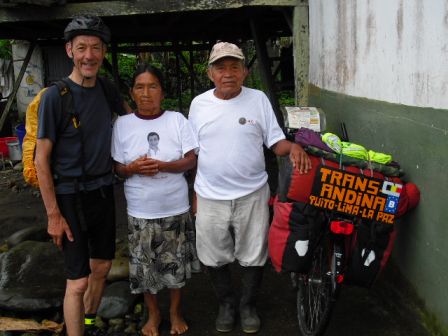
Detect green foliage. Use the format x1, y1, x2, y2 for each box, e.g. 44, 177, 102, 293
161, 92, 194, 115
161, 97, 178, 111
245, 74, 262, 91
422, 311, 448, 336
278, 90, 295, 106
0, 40, 12, 59
97, 42, 289, 112
117, 53, 138, 85
108, 45, 212, 112
102, 52, 138, 85
193, 62, 208, 76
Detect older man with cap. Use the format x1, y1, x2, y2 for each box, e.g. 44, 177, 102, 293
188, 42, 311, 333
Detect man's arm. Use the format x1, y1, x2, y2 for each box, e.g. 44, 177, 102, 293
271, 139, 312, 174
157, 150, 196, 173
35, 138, 73, 249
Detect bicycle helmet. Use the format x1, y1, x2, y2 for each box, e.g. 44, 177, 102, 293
64, 14, 111, 43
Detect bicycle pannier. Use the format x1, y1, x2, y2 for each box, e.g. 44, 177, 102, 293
268, 197, 325, 273
345, 220, 396, 287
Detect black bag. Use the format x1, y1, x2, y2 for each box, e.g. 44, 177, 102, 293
269, 198, 326, 273
345, 220, 396, 287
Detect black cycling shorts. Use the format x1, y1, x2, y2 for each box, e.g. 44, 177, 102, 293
56, 185, 116, 280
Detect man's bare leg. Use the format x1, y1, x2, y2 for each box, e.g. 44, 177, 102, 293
142, 293, 161, 336
83, 259, 112, 314
169, 288, 188, 335
64, 277, 88, 336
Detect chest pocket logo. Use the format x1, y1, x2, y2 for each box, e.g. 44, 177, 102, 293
238, 117, 257, 126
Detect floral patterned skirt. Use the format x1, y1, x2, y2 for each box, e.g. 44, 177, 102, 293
127, 212, 199, 294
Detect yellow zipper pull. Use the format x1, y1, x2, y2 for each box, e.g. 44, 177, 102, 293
72, 116, 80, 128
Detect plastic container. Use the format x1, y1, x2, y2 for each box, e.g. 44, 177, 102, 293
7, 140, 21, 161
0, 136, 18, 157
281, 106, 327, 133
15, 124, 26, 149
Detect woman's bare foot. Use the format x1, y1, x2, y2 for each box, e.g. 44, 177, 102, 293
170, 310, 188, 335
141, 311, 161, 336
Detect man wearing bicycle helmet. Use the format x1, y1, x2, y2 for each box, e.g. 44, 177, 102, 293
35, 14, 126, 336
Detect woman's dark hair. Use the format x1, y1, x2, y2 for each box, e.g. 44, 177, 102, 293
131, 63, 165, 92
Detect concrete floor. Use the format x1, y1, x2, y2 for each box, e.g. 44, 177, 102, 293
144, 260, 429, 336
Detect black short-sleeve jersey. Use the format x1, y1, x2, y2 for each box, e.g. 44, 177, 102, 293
37, 77, 119, 194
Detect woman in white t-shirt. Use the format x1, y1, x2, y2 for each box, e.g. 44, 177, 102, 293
111, 64, 198, 336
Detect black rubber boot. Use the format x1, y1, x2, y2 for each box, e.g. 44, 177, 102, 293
240, 266, 264, 334
208, 264, 236, 332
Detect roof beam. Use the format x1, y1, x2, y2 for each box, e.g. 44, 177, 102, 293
0, 0, 297, 23
115, 43, 211, 53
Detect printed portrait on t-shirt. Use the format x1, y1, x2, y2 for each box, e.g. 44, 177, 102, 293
147, 132, 160, 158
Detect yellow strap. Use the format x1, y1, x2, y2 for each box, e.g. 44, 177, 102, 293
84, 317, 95, 325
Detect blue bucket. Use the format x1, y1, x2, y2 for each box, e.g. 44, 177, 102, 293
15, 124, 26, 149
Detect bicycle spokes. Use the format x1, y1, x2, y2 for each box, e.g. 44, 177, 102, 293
297, 244, 333, 336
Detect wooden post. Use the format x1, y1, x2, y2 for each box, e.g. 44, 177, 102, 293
250, 18, 282, 195
250, 17, 284, 128
0, 41, 36, 132
110, 41, 120, 86
189, 48, 195, 102
174, 42, 183, 113
293, 0, 309, 106
178, 49, 200, 102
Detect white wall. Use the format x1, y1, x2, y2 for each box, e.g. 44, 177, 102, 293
12, 41, 44, 119
309, 0, 448, 110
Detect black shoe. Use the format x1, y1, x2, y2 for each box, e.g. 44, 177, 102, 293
240, 305, 260, 333
216, 302, 236, 332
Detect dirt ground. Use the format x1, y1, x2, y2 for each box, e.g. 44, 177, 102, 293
0, 168, 431, 336
0, 169, 47, 241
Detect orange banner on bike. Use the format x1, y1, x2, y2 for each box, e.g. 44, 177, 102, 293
309, 165, 402, 224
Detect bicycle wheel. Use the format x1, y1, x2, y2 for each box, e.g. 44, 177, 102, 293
296, 237, 334, 336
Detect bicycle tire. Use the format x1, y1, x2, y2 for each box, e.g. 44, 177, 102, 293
296, 236, 334, 336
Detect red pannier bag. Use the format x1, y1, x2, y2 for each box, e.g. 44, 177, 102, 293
283, 155, 418, 218
268, 197, 325, 273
